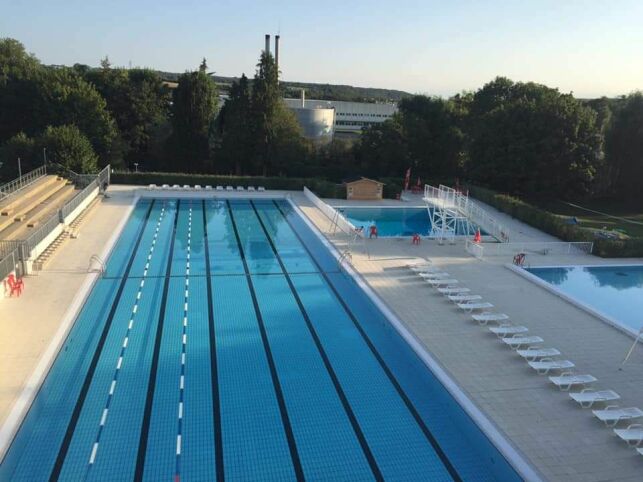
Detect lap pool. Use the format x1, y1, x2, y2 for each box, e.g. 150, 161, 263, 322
526, 265, 643, 334
1, 198, 520, 481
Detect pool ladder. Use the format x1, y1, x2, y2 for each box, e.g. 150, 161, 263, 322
88, 254, 106, 277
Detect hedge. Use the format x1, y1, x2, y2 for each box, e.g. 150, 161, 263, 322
112, 171, 342, 198
468, 185, 643, 258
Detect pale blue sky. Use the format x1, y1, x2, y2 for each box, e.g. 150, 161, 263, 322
2, 0, 642, 97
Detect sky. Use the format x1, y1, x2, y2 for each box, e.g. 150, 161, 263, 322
2, 0, 642, 98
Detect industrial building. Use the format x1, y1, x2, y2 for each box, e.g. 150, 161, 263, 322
283, 97, 397, 140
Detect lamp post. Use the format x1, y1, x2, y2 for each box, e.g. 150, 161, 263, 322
43, 147, 47, 167
134, 162, 139, 173
18, 157, 22, 181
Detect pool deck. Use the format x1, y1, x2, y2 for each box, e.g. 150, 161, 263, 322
297, 193, 643, 481
1, 186, 642, 480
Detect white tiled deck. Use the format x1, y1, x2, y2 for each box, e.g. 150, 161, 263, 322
296, 193, 643, 481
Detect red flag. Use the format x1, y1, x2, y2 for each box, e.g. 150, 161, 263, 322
404, 168, 411, 191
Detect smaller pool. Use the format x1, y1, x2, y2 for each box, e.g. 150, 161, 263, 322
526, 265, 643, 334
337, 207, 477, 237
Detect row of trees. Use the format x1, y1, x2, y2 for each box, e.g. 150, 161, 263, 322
0, 38, 305, 180
1, 37, 642, 203
352, 78, 642, 201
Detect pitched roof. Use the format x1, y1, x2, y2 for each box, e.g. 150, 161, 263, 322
344, 177, 384, 186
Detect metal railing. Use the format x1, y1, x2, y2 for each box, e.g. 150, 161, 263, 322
0, 165, 111, 277
466, 241, 594, 258
60, 178, 99, 220
424, 184, 510, 242
0, 248, 21, 281
0, 165, 47, 203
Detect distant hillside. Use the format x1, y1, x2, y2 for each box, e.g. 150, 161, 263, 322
156, 71, 410, 103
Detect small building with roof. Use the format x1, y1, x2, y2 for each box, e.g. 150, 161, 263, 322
344, 177, 384, 200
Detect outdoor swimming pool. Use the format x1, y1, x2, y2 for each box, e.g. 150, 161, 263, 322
526, 265, 643, 334
338, 207, 478, 237
1, 198, 519, 481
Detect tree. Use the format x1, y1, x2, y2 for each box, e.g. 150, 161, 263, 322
84, 66, 170, 168
38, 124, 98, 173
217, 74, 252, 174
606, 92, 643, 198
398, 95, 466, 179
0, 132, 37, 180
467, 78, 603, 198
250, 52, 282, 176
170, 62, 218, 172
355, 118, 408, 177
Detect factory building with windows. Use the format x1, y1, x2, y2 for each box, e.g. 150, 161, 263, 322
283, 97, 398, 141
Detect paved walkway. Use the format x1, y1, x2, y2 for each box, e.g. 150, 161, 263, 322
0, 186, 135, 428
295, 192, 643, 481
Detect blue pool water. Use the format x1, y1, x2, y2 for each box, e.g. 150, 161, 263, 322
338, 207, 477, 237
1, 199, 520, 481
527, 265, 643, 333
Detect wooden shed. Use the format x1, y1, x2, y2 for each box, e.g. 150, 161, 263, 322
345, 177, 384, 200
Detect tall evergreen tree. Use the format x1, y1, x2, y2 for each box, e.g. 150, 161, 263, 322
170, 61, 218, 172
218, 74, 252, 174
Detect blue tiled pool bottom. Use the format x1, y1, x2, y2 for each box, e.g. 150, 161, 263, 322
338, 207, 477, 237
527, 265, 643, 333
1, 198, 520, 481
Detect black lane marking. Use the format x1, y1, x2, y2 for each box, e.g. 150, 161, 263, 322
49, 200, 156, 482
272, 200, 463, 482
134, 199, 180, 481
225, 200, 305, 482
250, 201, 384, 481
202, 200, 224, 481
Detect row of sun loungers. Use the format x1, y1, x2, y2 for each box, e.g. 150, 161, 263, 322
147, 184, 266, 192
406, 259, 643, 453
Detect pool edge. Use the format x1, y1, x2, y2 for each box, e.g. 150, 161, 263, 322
507, 263, 642, 339
289, 198, 544, 482
0, 193, 140, 463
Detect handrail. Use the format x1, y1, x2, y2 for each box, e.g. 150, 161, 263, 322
88, 254, 106, 276
0, 165, 47, 203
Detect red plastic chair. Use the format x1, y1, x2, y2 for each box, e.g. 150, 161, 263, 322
5, 273, 24, 297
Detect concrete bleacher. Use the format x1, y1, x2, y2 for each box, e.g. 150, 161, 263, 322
0, 175, 77, 240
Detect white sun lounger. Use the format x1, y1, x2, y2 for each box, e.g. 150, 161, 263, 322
237, 186, 244, 191
437, 287, 470, 295
457, 302, 494, 312
592, 406, 643, 427
637, 447, 643, 456
248, 186, 256, 191
527, 359, 575, 375
448, 294, 482, 303
418, 272, 450, 280
410, 264, 440, 273
162, 184, 170, 189
216, 186, 223, 191
548, 373, 597, 391
258, 186, 266, 191
570, 389, 620, 408
613, 424, 643, 447
172, 184, 181, 189
425, 278, 459, 286
226, 186, 234, 191
502, 335, 544, 350
205, 185, 213, 190
489, 325, 529, 338
183, 184, 190, 189
472, 312, 509, 325
148, 184, 157, 190
194, 185, 202, 189
516, 347, 560, 360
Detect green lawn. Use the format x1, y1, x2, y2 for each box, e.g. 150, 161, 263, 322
535, 199, 643, 238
